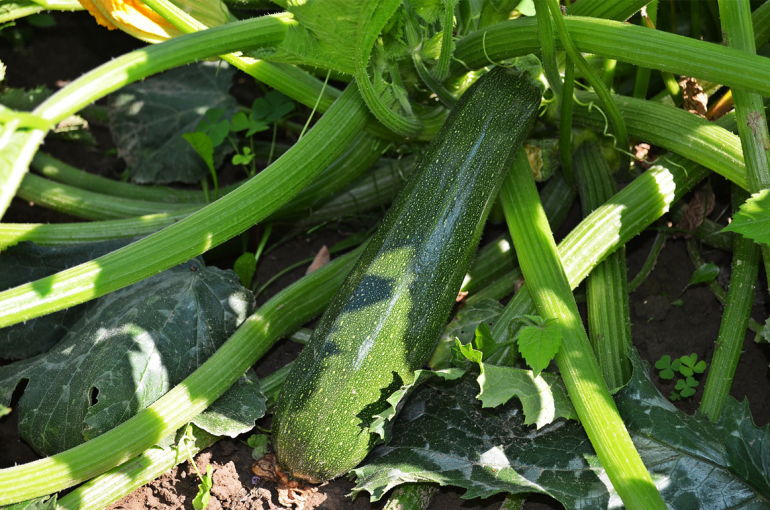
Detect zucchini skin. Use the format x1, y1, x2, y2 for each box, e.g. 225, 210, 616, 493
272, 67, 541, 482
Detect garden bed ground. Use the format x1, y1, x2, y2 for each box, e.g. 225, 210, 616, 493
1, 11, 769, 510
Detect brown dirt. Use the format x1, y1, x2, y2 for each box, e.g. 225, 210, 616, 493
1, 10, 769, 510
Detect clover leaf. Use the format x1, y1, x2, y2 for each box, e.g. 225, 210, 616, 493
654, 355, 681, 380
674, 376, 699, 398
196, 107, 230, 147
679, 353, 707, 377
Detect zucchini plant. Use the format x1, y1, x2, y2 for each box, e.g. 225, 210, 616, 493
0, 0, 769, 509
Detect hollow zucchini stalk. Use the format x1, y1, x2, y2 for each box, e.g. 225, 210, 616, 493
0, 241, 367, 505
450, 15, 770, 98
16, 173, 197, 220
500, 149, 666, 509
699, 186, 761, 422
574, 141, 632, 391
718, 0, 770, 290
0, 82, 370, 328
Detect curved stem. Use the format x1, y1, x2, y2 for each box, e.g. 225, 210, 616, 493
0, 83, 369, 328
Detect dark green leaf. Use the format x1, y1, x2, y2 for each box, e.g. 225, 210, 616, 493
0, 85, 52, 111
233, 252, 257, 288
723, 189, 770, 246
196, 108, 230, 147
0, 239, 135, 360
252, 91, 294, 123
687, 263, 720, 287
0, 260, 254, 456
109, 62, 236, 184
354, 350, 770, 508
191, 368, 266, 438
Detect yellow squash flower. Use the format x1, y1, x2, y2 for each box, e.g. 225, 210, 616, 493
77, 0, 231, 43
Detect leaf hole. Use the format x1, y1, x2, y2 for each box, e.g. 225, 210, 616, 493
90, 387, 99, 406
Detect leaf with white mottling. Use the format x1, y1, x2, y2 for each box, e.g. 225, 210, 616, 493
0, 260, 254, 456
0, 239, 135, 360
353, 350, 770, 509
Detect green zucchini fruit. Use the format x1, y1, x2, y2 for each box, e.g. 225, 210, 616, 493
272, 67, 541, 483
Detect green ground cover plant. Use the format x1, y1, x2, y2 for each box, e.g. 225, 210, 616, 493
0, 0, 769, 509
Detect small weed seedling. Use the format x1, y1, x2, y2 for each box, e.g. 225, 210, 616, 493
655, 353, 707, 401
182, 425, 214, 510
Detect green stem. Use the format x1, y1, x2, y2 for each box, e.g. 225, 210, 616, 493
691, 0, 701, 40
754, 0, 770, 49
0, 144, 401, 250
382, 484, 438, 510
628, 229, 666, 293
451, 15, 770, 98
0, 83, 369, 328
559, 58, 575, 184
699, 187, 761, 422
574, 141, 632, 391
602, 58, 617, 91
0, 14, 291, 220
501, 149, 666, 509
685, 238, 764, 336
0, 242, 366, 505
533, 0, 562, 95
565, 0, 649, 21
718, 0, 770, 292
434, 0, 455, 81
17, 174, 196, 220
544, 0, 629, 171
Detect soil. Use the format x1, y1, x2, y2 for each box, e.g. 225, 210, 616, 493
1, 11, 769, 510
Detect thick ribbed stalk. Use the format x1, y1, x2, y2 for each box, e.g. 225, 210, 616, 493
0, 14, 291, 220
492, 112, 741, 345
533, 0, 562, 95
0, 83, 369, 328
16, 173, 196, 220
451, 16, 770, 97
0, 240, 366, 505
699, 187, 761, 422
718, 0, 770, 291
559, 58, 575, 184
632, 0, 655, 100
501, 150, 666, 509
575, 141, 632, 391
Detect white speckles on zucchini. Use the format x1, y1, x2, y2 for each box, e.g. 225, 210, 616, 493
272, 67, 541, 483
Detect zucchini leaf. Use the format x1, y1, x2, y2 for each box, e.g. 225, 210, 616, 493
191, 368, 266, 438
453, 340, 576, 428
353, 350, 770, 508
0, 239, 135, 360
0, 259, 254, 456
2, 495, 57, 510
108, 62, 237, 184
723, 189, 770, 246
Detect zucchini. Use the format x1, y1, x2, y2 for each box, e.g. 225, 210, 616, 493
272, 67, 541, 482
